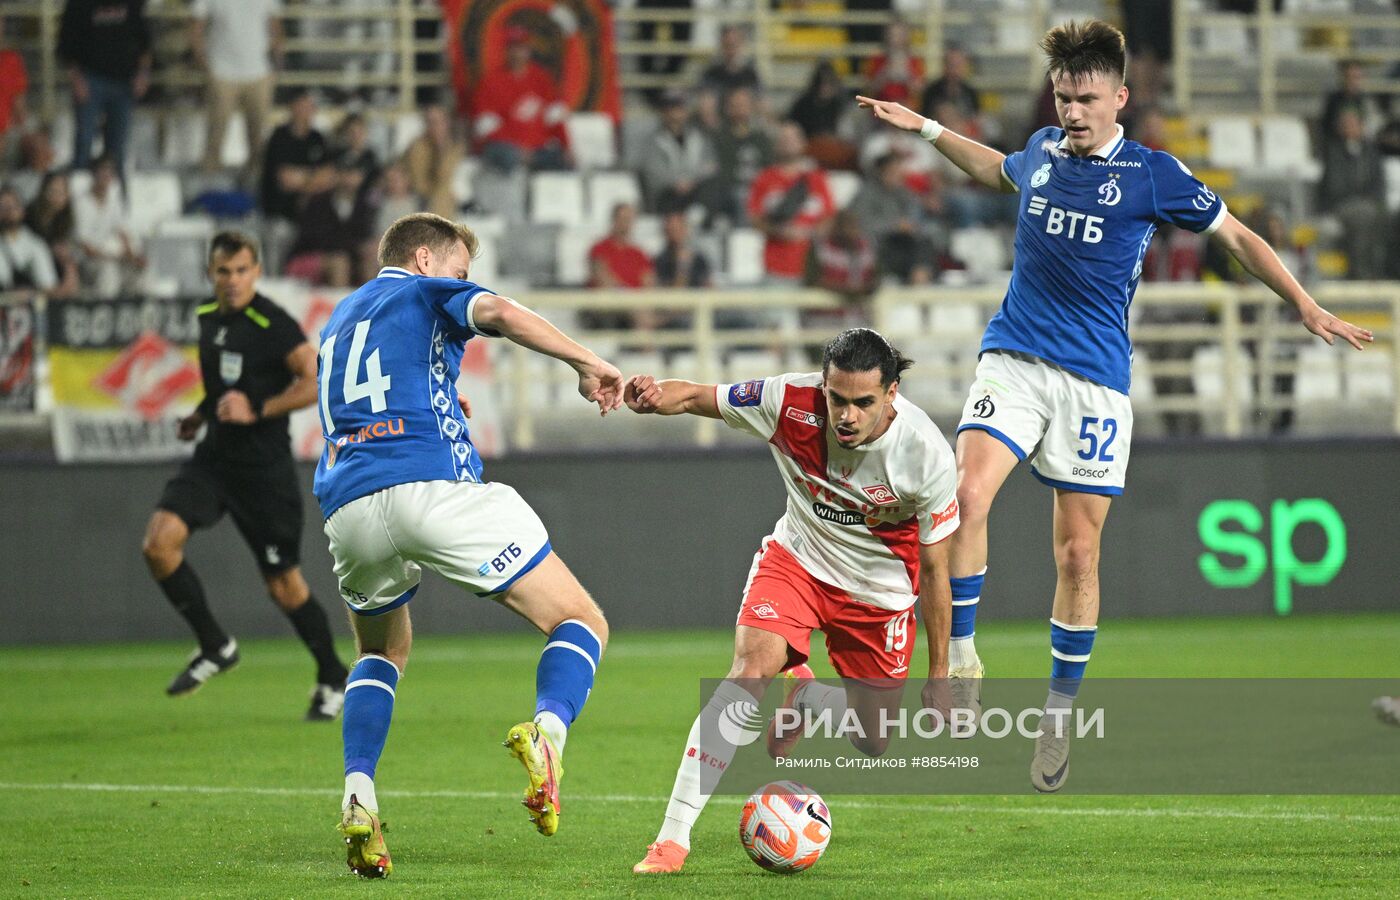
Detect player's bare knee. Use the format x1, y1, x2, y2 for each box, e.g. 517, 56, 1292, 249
265, 575, 306, 611
1054, 536, 1100, 581
849, 732, 890, 758
955, 482, 993, 527
141, 526, 183, 578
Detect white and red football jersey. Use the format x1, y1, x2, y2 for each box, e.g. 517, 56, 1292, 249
717, 372, 960, 611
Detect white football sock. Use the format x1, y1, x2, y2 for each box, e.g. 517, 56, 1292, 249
343, 771, 377, 812
534, 710, 568, 755
949, 636, 980, 671
655, 679, 755, 848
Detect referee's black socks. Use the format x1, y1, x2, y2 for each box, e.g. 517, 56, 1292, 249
286, 596, 349, 686
158, 562, 229, 656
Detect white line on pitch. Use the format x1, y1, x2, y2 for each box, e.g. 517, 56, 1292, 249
3, 782, 1397, 825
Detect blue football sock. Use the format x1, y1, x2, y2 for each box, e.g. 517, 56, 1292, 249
1046, 618, 1097, 710
949, 568, 986, 669
535, 619, 602, 729
343, 654, 400, 779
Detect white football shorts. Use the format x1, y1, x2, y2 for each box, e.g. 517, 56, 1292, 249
957, 350, 1133, 495
324, 479, 552, 615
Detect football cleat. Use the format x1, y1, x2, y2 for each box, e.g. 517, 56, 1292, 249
949, 658, 985, 739
633, 840, 689, 874
339, 794, 392, 878
1372, 697, 1400, 727
504, 721, 563, 836
306, 682, 346, 722
1030, 708, 1072, 793
766, 663, 816, 759
166, 639, 239, 697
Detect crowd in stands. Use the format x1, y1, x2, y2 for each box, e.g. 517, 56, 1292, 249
0, 7, 1398, 305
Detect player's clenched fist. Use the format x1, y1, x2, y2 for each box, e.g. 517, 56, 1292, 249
625, 375, 663, 413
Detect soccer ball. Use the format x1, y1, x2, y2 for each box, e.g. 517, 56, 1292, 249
738, 780, 832, 873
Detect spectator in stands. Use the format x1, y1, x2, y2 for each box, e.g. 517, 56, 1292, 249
0, 185, 58, 293
57, 0, 151, 172
0, 19, 28, 162
805, 209, 878, 309
472, 27, 570, 174
1321, 60, 1386, 145
259, 88, 332, 225
588, 201, 654, 289
284, 156, 375, 287
72, 155, 143, 298
1132, 107, 1168, 152
846, 151, 934, 285
789, 61, 856, 170
190, 0, 283, 173
639, 90, 718, 215
708, 87, 773, 225
1319, 109, 1388, 281
370, 163, 421, 237
863, 20, 923, 106
23, 172, 81, 298
699, 25, 761, 104
653, 211, 713, 288
9, 129, 57, 204
400, 103, 463, 219
747, 121, 835, 284
919, 45, 982, 140
335, 113, 379, 185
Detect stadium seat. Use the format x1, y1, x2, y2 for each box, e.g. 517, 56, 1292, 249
391, 113, 425, 157
666, 350, 700, 380
928, 301, 982, 341
826, 170, 861, 210
631, 214, 665, 257
1344, 347, 1395, 402
1206, 116, 1259, 172
470, 235, 499, 285
949, 228, 1007, 279
881, 303, 925, 337
586, 171, 643, 228
452, 158, 479, 209
161, 109, 205, 168
724, 229, 766, 286
725, 350, 783, 383
1191, 344, 1255, 434
154, 215, 215, 239
1294, 344, 1343, 402
555, 225, 606, 285
130, 111, 161, 171
145, 233, 213, 295
125, 172, 185, 239
530, 172, 587, 227
566, 112, 617, 171
1258, 116, 1320, 181
1384, 159, 1400, 213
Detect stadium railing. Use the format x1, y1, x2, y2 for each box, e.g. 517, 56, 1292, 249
3, 283, 1395, 454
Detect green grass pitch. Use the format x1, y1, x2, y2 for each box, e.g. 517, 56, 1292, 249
8, 613, 1400, 898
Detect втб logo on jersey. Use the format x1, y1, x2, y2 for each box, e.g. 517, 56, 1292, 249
1027, 196, 1105, 244
1097, 175, 1122, 207
972, 394, 995, 418
1030, 163, 1052, 188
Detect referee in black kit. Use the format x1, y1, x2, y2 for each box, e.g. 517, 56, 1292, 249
141, 231, 349, 720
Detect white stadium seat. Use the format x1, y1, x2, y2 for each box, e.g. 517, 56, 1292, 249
125, 172, 184, 239
1258, 116, 1319, 181
586, 171, 643, 228
452, 158, 479, 208
555, 225, 606, 286
949, 228, 1007, 278
530, 172, 587, 227
566, 112, 617, 171
826, 170, 862, 210
724, 228, 765, 286
1206, 116, 1259, 172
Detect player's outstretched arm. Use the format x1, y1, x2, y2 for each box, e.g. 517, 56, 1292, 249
918, 538, 954, 716
855, 95, 1010, 192
1212, 214, 1374, 350
624, 375, 721, 419
471, 294, 624, 415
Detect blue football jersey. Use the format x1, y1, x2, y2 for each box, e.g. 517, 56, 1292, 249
313, 266, 496, 518
983, 125, 1227, 394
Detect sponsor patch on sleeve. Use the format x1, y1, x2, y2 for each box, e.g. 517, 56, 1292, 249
728, 380, 764, 407
932, 498, 960, 530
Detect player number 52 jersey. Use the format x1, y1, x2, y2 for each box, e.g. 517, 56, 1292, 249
718, 372, 960, 611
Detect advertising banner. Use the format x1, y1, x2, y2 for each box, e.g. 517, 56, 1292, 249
0, 298, 37, 413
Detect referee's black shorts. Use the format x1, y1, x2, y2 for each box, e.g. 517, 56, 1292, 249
157, 457, 303, 574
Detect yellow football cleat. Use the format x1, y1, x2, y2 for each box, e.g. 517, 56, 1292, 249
504, 721, 563, 836
338, 795, 392, 878
633, 840, 689, 874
